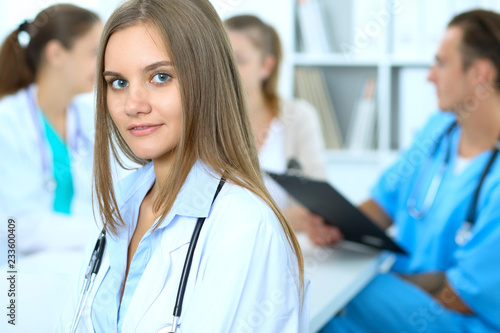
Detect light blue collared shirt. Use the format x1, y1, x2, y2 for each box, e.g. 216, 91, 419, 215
90, 161, 222, 331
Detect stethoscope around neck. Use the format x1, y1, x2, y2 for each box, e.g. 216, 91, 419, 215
406, 121, 500, 246
26, 85, 91, 192
69, 178, 225, 333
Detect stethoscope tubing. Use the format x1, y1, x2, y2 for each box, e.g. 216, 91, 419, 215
407, 120, 499, 233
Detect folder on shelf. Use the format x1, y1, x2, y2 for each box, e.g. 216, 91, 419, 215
345, 77, 377, 150
295, 67, 343, 149
268, 171, 407, 254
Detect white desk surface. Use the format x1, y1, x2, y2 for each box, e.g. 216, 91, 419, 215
298, 233, 394, 333
1, 236, 393, 333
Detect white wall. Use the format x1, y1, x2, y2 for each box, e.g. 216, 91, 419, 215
0, 0, 292, 95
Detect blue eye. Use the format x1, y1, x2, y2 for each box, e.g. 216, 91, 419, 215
111, 79, 128, 90
152, 73, 171, 84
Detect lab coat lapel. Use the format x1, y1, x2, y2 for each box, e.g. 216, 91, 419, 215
120, 161, 222, 331
121, 217, 197, 331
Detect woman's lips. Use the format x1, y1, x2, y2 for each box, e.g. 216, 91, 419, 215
129, 124, 163, 137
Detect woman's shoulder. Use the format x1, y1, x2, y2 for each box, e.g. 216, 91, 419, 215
209, 182, 287, 240
0, 87, 29, 119
280, 98, 319, 121
72, 92, 96, 129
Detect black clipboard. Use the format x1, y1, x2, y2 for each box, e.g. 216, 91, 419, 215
268, 172, 407, 254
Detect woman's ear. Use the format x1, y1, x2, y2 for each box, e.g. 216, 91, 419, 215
260, 55, 276, 81
43, 39, 68, 68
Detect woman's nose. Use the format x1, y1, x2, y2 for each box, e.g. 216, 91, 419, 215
125, 85, 152, 116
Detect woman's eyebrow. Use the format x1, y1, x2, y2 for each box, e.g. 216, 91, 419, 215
103, 70, 120, 77
103, 61, 173, 77
143, 61, 173, 73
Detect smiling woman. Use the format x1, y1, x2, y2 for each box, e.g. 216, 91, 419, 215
104, 25, 182, 164
57, 0, 310, 332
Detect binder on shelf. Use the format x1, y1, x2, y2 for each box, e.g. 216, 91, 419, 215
295, 67, 343, 149
345, 77, 377, 150
423, 0, 451, 58
392, 0, 419, 56
296, 0, 331, 53
267, 171, 407, 254
350, 0, 385, 58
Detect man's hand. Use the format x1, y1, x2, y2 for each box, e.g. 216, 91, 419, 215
284, 205, 343, 246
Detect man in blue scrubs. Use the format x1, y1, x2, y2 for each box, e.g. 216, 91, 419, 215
321, 10, 500, 333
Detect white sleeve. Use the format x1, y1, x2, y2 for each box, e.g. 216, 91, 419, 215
2, 210, 97, 256
179, 194, 310, 333
284, 99, 328, 180
0, 115, 96, 259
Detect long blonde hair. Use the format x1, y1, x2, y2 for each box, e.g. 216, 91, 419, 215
224, 15, 282, 116
93, 0, 304, 296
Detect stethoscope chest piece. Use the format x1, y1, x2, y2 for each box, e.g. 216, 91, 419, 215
44, 178, 57, 192
157, 325, 175, 333
455, 221, 473, 246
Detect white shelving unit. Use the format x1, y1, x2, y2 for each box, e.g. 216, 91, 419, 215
288, 0, 500, 200
291, 0, 500, 156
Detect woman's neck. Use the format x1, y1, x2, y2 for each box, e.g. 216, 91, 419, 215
150, 151, 177, 200
457, 95, 500, 158
35, 71, 74, 140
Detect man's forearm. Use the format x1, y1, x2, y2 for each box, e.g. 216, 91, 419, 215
399, 272, 473, 314
399, 272, 446, 294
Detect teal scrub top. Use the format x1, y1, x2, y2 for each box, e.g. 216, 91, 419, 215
42, 114, 74, 214
371, 111, 500, 329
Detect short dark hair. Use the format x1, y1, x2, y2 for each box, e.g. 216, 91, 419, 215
448, 9, 500, 85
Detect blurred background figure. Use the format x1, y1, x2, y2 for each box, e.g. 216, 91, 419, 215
0, 4, 104, 332
0, 4, 102, 256
225, 15, 341, 245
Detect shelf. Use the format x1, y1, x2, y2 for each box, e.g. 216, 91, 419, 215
293, 53, 433, 68
293, 53, 380, 67
389, 57, 433, 67
325, 149, 398, 164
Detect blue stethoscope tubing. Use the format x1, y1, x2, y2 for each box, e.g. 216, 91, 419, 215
26, 85, 90, 191
69, 178, 225, 333
407, 122, 458, 219
406, 121, 500, 244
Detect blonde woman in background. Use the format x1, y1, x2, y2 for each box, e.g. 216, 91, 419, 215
225, 15, 341, 245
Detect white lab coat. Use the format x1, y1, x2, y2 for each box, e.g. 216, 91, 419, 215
56, 161, 310, 333
0, 85, 98, 259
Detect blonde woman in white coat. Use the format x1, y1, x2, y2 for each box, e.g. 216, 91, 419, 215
226, 15, 342, 245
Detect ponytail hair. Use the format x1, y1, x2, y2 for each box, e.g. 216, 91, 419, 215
0, 26, 34, 99
224, 15, 282, 117
0, 4, 100, 99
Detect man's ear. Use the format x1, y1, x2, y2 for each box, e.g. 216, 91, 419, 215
43, 39, 68, 68
470, 58, 497, 87
260, 55, 276, 81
